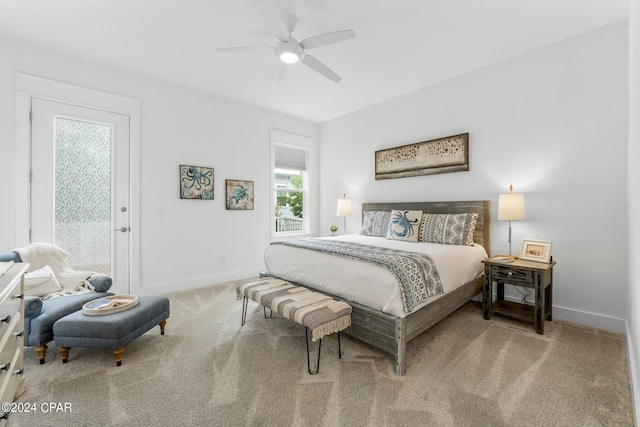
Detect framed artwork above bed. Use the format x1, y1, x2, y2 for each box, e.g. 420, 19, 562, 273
375, 133, 469, 180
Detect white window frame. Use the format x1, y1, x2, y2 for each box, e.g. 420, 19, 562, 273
270, 129, 314, 238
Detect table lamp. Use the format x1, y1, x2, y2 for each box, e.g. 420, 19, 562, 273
336, 194, 352, 235
497, 185, 526, 255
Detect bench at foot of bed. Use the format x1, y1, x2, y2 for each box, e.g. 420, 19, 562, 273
236, 278, 352, 374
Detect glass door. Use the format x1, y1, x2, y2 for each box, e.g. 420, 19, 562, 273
30, 99, 130, 294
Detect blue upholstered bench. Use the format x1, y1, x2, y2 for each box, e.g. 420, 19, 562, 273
0, 250, 114, 364
52, 295, 170, 366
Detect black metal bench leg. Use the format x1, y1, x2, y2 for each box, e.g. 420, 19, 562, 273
241, 296, 248, 326
305, 328, 322, 375
338, 331, 342, 359
242, 296, 272, 326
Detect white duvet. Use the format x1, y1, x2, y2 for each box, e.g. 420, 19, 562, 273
264, 234, 488, 318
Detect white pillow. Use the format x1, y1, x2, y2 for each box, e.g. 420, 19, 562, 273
24, 265, 62, 297
386, 210, 423, 242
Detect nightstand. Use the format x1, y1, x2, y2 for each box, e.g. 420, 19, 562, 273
482, 257, 556, 334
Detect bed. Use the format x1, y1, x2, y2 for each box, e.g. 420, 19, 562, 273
263, 200, 491, 375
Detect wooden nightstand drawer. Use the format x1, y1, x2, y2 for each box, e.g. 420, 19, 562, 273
491, 265, 533, 284
483, 257, 555, 335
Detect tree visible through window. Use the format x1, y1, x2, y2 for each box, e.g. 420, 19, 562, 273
277, 172, 302, 216
275, 169, 304, 233
272, 131, 311, 235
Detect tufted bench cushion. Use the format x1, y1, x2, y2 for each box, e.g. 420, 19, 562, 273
53, 295, 170, 366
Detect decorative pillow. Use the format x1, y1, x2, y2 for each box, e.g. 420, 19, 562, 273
24, 265, 62, 297
361, 211, 392, 237
419, 213, 479, 245
386, 210, 423, 242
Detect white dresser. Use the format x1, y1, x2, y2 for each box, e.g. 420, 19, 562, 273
0, 262, 27, 425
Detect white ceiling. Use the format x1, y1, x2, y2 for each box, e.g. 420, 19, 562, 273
0, 0, 629, 123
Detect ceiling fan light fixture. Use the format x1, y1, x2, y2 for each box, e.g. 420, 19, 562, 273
279, 51, 299, 64
274, 40, 304, 64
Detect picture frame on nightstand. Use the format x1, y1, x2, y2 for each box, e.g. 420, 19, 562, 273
520, 239, 552, 263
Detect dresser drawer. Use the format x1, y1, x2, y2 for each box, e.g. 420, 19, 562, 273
0, 293, 20, 342
0, 263, 26, 416
0, 313, 22, 373
492, 265, 534, 284
0, 348, 23, 413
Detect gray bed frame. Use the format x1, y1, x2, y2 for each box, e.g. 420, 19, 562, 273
264, 200, 491, 375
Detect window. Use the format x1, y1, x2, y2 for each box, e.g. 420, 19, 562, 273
275, 168, 304, 233
271, 130, 313, 236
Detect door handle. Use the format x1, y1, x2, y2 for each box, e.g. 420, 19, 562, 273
115, 227, 129, 232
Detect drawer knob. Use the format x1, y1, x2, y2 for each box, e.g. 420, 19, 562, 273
13, 293, 24, 299
14, 330, 24, 338
0, 315, 10, 323
0, 362, 10, 371
14, 367, 24, 375
508, 272, 513, 276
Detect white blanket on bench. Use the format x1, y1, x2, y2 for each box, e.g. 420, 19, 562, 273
16, 243, 103, 297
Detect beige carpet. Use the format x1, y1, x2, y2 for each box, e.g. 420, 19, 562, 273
7, 280, 634, 426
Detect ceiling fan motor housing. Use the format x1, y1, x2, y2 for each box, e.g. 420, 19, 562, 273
274, 38, 305, 63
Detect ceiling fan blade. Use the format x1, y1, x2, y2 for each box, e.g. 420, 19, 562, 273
300, 29, 355, 50
271, 63, 286, 87
217, 46, 273, 53
301, 54, 341, 83
254, 0, 289, 42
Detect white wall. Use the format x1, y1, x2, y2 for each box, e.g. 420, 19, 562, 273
319, 22, 629, 332
0, 36, 319, 294
627, 0, 640, 421
0, 21, 630, 330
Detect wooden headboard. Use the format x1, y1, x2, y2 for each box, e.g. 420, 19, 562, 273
361, 200, 491, 252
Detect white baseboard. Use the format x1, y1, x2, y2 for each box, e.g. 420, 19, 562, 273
625, 321, 640, 426
494, 294, 626, 333
134, 268, 261, 296
142, 276, 627, 331
552, 304, 626, 333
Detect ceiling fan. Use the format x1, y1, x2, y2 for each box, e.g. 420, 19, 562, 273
217, 0, 356, 85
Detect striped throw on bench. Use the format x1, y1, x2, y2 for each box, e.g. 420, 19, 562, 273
237, 278, 352, 341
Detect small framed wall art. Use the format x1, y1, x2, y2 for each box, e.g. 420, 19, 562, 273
520, 239, 552, 263
226, 179, 254, 210
180, 165, 214, 199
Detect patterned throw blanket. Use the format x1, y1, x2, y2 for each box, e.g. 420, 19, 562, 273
271, 238, 444, 314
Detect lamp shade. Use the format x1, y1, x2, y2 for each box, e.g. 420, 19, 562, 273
336, 194, 352, 216
497, 186, 526, 221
